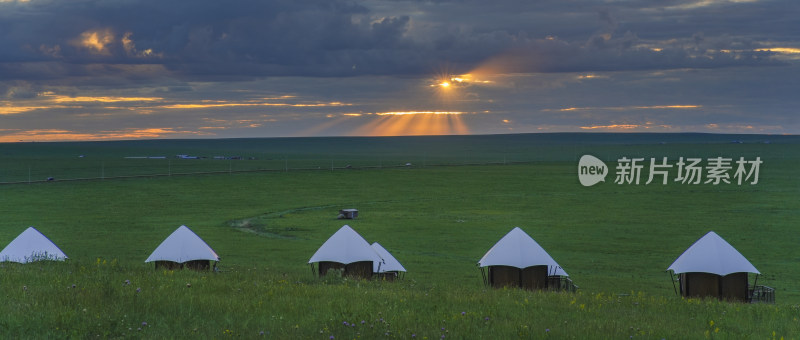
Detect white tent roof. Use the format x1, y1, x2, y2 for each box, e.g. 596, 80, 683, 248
0, 227, 68, 263
478, 227, 568, 276
308, 225, 383, 266
371, 242, 406, 273
667, 231, 759, 276
145, 225, 219, 263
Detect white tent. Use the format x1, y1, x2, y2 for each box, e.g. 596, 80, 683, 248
371, 242, 406, 273
0, 227, 68, 263
478, 227, 567, 276
667, 231, 759, 276
145, 225, 219, 264
308, 225, 383, 266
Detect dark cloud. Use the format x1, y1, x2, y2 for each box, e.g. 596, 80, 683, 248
0, 0, 797, 140
1, 0, 796, 85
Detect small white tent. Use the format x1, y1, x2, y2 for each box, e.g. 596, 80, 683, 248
667, 231, 759, 301
145, 225, 219, 270
668, 231, 759, 276
478, 227, 567, 275
371, 242, 406, 280
0, 227, 68, 263
478, 227, 572, 290
308, 225, 383, 279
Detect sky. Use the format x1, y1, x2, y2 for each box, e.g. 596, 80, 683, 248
0, 0, 798, 142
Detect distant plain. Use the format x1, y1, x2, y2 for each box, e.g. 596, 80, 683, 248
1, 133, 798, 338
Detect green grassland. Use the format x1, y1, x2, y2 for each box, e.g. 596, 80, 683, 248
0, 133, 798, 338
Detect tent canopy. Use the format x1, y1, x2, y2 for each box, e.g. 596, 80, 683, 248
478, 227, 567, 276
0, 227, 68, 263
667, 231, 759, 276
145, 225, 219, 263
371, 242, 406, 273
308, 225, 383, 266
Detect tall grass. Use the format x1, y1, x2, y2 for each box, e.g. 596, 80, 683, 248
1, 261, 798, 339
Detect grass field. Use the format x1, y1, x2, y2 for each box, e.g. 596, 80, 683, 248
0, 133, 798, 338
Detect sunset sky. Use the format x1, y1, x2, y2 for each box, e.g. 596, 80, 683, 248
1, 0, 798, 142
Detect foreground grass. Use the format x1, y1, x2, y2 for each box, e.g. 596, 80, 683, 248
2, 262, 798, 339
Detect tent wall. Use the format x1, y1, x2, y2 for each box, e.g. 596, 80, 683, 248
489, 266, 558, 290
155, 260, 183, 270
318, 261, 346, 277
681, 273, 720, 298
318, 261, 373, 280
184, 260, 211, 271
521, 265, 548, 290
680, 272, 749, 301
344, 261, 373, 280
155, 260, 212, 271
488, 265, 550, 290
489, 265, 520, 288
720, 272, 748, 302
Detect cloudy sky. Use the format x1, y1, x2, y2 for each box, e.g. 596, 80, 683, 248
1, 0, 798, 141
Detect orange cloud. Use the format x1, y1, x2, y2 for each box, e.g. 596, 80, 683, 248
550, 105, 701, 112
159, 100, 351, 110
45, 94, 164, 103
0, 105, 54, 115
0, 128, 211, 142
580, 124, 641, 130
122, 32, 162, 58
76, 29, 115, 55
580, 122, 675, 131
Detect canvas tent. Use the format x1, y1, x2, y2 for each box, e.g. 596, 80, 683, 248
478, 227, 574, 291
0, 227, 68, 263
308, 225, 384, 279
371, 242, 406, 280
667, 231, 768, 302
145, 225, 219, 270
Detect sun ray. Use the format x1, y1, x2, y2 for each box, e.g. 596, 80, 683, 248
348, 111, 471, 136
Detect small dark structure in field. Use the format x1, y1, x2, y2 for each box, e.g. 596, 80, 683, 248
478, 227, 576, 292
667, 231, 773, 303
146, 225, 219, 271
338, 209, 358, 219
308, 225, 383, 280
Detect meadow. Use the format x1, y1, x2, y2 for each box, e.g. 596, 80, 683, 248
0, 133, 798, 338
